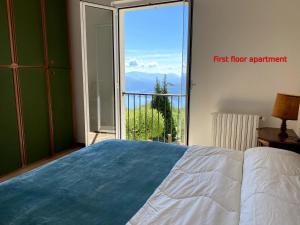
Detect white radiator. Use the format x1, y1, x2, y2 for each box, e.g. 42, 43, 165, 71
212, 112, 261, 151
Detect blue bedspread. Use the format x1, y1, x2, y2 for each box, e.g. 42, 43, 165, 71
0, 140, 186, 225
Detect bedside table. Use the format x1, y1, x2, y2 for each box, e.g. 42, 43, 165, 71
257, 127, 300, 153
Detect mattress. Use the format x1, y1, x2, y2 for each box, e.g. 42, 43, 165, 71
127, 146, 300, 225
0, 140, 186, 225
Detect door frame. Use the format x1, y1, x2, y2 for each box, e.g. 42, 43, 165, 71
80, 2, 121, 146
117, 0, 193, 144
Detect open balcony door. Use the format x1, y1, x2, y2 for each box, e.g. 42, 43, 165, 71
80, 2, 120, 146
81, 0, 192, 146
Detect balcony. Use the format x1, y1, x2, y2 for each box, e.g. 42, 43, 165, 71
123, 92, 186, 144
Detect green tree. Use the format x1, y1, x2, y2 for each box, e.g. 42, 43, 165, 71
151, 75, 177, 141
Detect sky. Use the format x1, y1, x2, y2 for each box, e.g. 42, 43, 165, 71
124, 3, 189, 75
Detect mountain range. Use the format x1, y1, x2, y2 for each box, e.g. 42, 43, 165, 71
125, 71, 186, 94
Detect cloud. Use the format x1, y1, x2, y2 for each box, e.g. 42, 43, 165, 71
126, 60, 159, 69
147, 61, 158, 68
128, 59, 139, 67
124, 51, 184, 75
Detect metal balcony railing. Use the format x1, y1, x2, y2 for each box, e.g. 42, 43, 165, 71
123, 92, 186, 144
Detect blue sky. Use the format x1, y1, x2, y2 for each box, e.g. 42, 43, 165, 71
124, 3, 189, 75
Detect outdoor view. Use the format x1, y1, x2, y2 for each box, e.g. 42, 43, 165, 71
122, 3, 189, 144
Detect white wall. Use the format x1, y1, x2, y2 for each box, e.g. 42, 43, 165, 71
189, 0, 300, 145
68, 0, 85, 144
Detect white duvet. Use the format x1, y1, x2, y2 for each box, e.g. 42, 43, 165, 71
127, 146, 300, 225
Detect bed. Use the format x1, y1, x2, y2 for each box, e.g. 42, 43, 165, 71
1, 140, 299, 225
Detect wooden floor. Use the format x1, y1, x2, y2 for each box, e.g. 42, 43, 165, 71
0, 147, 82, 183
88, 132, 115, 144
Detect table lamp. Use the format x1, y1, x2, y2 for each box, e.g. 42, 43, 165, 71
272, 93, 300, 138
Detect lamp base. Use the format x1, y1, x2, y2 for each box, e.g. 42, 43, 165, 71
279, 119, 288, 139
279, 131, 288, 138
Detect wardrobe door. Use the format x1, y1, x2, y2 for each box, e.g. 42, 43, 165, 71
49, 69, 73, 152
19, 68, 51, 163
0, 0, 11, 65
0, 69, 21, 175
45, 0, 69, 68
13, 0, 44, 65
50, 69, 73, 151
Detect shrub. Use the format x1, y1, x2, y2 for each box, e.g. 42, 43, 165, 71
126, 105, 165, 141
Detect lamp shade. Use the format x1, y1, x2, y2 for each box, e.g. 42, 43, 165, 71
272, 93, 300, 120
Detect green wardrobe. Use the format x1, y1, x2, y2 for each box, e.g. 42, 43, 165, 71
0, 0, 73, 176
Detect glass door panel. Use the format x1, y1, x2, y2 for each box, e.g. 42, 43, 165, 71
82, 4, 117, 145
